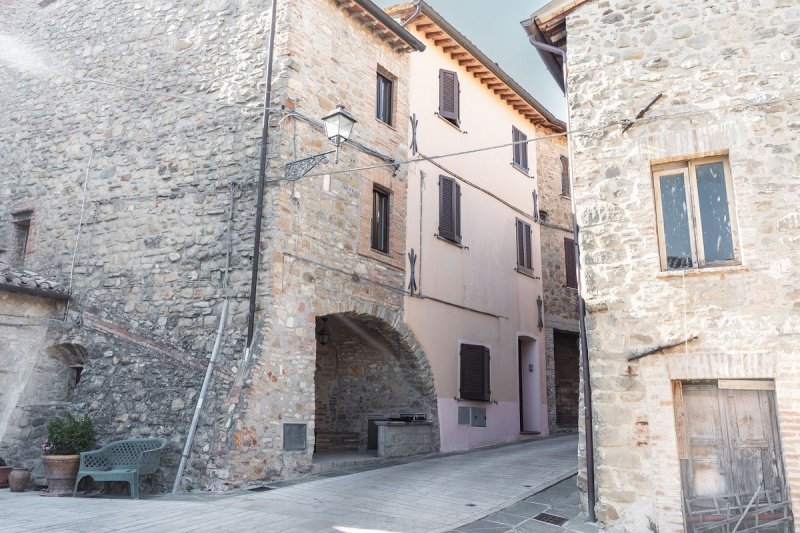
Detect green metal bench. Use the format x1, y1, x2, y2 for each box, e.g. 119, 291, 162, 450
72, 438, 167, 499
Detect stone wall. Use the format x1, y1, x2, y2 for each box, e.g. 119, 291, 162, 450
565, 0, 800, 530
376, 422, 435, 459
315, 314, 434, 451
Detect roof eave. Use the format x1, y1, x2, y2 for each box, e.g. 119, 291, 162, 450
352, 0, 426, 52
395, 1, 565, 131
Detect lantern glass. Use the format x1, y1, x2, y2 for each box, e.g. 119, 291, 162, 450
321, 105, 357, 146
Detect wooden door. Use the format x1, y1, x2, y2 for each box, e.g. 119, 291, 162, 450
675, 380, 793, 532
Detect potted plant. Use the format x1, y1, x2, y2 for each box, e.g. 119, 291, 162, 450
41, 413, 95, 496
0, 457, 11, 488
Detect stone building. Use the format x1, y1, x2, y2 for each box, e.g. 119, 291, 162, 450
0, 0, 430, 492
386, 1, 567, 451
527, 0, 800, 531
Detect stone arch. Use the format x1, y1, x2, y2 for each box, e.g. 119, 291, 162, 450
20, 342, 88, 404
313, 302, 440, 453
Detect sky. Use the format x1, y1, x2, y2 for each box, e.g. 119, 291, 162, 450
373, 0, 565, 121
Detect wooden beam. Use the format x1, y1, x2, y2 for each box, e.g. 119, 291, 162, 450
458, 58, 479, 66
450, 51, 468, 59
434, 37, 453, 46
415, 23, 434, 31
442, 45, 459, 52
425, 30, 443, 39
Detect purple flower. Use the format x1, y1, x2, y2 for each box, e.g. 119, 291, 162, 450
41, 440, 53, 454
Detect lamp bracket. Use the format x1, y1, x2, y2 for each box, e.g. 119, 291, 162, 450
285, 149, 336, 181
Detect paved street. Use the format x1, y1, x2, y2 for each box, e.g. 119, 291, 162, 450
0, 434, 580, 532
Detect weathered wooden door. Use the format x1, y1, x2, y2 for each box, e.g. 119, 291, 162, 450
675, 380, 793, 532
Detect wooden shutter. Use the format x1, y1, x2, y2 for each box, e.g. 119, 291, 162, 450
439, 69, 459, 124
564, 237, 577, 288
512, 127, 528, 171
516, 219, 532, 270
439, 176, 461, 244
524, 222, 532, 269
561, 155, 570, 196
460, 344, 490, 401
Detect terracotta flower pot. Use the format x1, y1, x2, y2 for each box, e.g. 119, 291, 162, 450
41, 455, 80, 496
0, 465, 11, 488
9, 468, 31, 492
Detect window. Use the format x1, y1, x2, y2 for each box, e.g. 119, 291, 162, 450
12, 210, 32, 266
564, 237, 577, 289
376, 72, 393, 126
652, 156, 738, 270
512, 126, 528, 172
438, 69, 460, 126
438, 175, 461, 244
460, 343, 490, 402
515, 219, 532, 273
371, 187, 390, 253
560, 155, 570, 197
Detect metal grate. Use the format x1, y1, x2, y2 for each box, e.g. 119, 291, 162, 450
247, 486, 275, 492
533, 512, 569, 526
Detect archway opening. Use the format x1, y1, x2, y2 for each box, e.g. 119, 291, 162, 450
313, 312, 436, 464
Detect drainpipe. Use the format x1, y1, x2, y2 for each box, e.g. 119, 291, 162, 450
526, 34, 597, 523
246, 0, 279, 350
172, 184, 238, 493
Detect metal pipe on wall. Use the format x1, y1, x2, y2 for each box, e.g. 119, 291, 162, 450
526, 33, 597, 523
246, 0, 279, 349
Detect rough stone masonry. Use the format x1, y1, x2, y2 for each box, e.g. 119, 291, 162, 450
564, 0, 800, 531
0, 0, 432, 492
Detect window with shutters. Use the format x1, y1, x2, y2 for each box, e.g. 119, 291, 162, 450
564, 237, 577, 289
512, 126, 528, 173
371, 187, 390, 253
438, 175, 461, 244
459, 343, 490, 402
438, 69, 460, 127
375, 70, 394, 126
515, 219, 533, 275
560, 155, 571, 197
652, 156, 738, 271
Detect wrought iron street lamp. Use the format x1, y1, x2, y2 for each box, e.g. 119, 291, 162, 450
285, 104, 358, 180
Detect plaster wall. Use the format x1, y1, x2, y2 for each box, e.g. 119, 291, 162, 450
402, 21, 556, 451
564, 1, 800, 530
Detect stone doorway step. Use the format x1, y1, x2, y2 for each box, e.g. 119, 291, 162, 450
311, 451, 382, 474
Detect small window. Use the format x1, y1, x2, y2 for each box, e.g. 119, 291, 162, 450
564, 237, 577, 289
460, 343, 490, 402
438, 69, 460, 127
516, 219, 532, 273
439, 175, 461, 244
512, 127, 528, 172
371, 187, 390, 253
652, 156, 738, 270
376, 72, 393, 126
560, 156, 571, 197
12, 210, 32, 267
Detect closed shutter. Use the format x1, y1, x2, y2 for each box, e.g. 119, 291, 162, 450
460, 343, 490, 401
524, 222, 532, 269
439, 69, 460, 124
516, 219, 532, 270
439, 176, 461, 244
561, 155, 570, 197
564, 237, 577, 288
512, 126, 528, 171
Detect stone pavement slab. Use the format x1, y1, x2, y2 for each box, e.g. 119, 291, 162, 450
450, 475, 598, 533
0, 434, 577, 532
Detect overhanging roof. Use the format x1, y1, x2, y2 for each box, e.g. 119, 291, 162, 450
0, 262, 70, 301
387, 1, 565, 132
521, 0, 591, 91
335, 0, 426, 53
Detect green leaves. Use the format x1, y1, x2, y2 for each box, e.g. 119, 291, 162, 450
45, 413, 95, 456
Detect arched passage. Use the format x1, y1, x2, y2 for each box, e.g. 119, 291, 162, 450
313, 311, 439, 456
